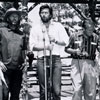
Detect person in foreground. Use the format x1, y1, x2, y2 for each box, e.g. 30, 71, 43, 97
65, 18, 100, 100
0, 8, 24, 100
29, 4, 68, 100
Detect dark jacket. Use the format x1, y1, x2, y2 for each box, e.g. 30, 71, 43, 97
0, 27, 24, 69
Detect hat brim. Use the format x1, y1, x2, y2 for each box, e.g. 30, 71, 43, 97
4, 11, 21, 22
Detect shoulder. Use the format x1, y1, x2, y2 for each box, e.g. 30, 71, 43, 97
0, 27, 8, 32
31, 23, 41, 32
52, 21, 63, 27
51, 21, 66, 33
31, 24, 40, 29
30, 24, 39, 35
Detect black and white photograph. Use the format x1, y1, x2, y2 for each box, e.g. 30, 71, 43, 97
0, 0, 100, 100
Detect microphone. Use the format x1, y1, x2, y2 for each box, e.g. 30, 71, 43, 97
42, 26, 46, 42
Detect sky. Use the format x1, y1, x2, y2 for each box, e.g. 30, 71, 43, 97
28, 3, 41, 25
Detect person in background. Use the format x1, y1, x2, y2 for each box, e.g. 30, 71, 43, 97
0, 8, 25, 100
29, 4, 68, 100
65, 18, 100, 100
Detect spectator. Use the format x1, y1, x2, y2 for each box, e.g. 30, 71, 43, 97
65, 18, 100, 100
1, 8, 25, 100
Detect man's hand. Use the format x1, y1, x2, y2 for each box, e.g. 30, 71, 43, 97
49, 36, 56, 43
82, 51, 89, 57
47, 44, 54, 51
75, 48, 82, 56
0, 61, 7, 72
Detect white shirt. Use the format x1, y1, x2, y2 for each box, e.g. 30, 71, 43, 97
29, 21, 69, 58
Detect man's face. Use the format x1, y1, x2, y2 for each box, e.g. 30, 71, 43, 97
40, 8, 51, 23
8, 13, 19, 25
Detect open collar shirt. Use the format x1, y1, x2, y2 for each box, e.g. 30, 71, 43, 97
29, 20, 68, 58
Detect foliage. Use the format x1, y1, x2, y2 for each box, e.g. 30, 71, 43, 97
1, 2, 13, 11
50, 3, 89, 22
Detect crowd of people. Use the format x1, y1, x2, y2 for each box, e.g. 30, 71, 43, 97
0, 3, 99, 100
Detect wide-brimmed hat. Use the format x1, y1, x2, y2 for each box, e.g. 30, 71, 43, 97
4, 8, 21, 22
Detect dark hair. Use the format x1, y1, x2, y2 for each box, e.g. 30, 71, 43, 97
39, 4, 53, 17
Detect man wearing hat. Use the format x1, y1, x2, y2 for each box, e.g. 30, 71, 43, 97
0, 8, 24, 100
65, 18, 100, 100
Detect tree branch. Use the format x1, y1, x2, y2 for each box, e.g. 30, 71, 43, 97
69, 3, 87, 20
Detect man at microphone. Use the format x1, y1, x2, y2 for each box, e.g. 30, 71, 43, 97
65, 18, 100, 100
29, 4, 68, 100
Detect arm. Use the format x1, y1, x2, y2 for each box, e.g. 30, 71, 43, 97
55, 39, 66, 46
32, 45, 52, 51
56, 23, 69, 46
0, 29, 7, 72
97, 35, 100, 53
65, 34, 81, 55
65, 34, 75, 54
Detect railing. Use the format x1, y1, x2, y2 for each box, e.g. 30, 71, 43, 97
27, 57, 72, 87
20, 57, 100, 100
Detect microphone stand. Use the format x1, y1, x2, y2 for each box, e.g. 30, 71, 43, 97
49, 40, 53, 100
46, 27, 53, 100
43, 32, 48, 100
